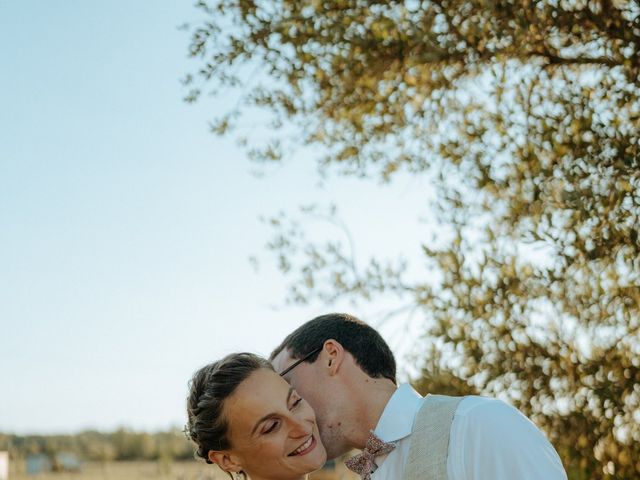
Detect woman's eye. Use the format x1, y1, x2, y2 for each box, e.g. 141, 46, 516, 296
263, 421, 279, 434
292, 398, 302, 408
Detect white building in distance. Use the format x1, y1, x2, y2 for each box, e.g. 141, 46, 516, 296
0, 451, 8, 480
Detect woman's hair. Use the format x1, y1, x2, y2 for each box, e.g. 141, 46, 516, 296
185, 352, 273, 464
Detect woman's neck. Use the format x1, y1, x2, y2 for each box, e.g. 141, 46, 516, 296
247, 473, 307, 480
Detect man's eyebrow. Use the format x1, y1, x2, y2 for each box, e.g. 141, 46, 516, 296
251, 387, 295, 436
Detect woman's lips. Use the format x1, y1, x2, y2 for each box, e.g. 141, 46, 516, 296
288, 435, 316, 456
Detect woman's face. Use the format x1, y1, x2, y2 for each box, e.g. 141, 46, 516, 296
223, 368, 327, 480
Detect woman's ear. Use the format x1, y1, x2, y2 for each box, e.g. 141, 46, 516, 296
208, 450, 243, 474
322, 339, 344, 375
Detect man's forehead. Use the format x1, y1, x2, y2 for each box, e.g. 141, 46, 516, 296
270, 348, 295, 373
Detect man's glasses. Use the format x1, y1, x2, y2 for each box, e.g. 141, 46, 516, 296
279, 346, 323, 377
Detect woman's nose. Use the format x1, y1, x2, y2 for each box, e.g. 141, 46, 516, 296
287, 414, 311, 438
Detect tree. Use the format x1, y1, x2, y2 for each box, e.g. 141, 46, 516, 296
184, 1, 640, 478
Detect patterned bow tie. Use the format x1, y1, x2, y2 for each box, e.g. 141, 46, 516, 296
345, 431, 395, 480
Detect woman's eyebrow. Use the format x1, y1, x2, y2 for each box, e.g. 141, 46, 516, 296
251, 387, 295, 435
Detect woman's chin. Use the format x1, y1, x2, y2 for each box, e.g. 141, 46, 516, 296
306, 444, 328, 472
308, 452, 327, 472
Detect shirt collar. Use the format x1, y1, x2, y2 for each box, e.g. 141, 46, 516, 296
373, 383, 423, 443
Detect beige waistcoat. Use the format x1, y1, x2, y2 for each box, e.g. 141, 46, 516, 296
402, 395, 463, 480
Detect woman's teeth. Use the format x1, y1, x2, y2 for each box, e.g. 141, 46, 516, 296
289, 436, 313, 456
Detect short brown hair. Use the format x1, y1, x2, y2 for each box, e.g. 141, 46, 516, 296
271, 313, 396, 383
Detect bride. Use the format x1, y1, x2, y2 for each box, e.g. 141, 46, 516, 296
186, 352, 327, 480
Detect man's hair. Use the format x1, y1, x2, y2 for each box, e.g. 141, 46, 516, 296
270, 313, 396, 384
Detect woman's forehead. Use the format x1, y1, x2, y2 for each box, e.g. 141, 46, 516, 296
225, 369, 291, 427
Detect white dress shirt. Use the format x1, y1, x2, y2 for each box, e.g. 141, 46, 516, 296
370, 384, 567, 480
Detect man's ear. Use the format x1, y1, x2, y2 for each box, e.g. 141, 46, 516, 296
322, 339, 344, 375
208, 450, 243, 474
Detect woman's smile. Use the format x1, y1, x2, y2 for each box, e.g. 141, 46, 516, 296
288, 434, 316, 456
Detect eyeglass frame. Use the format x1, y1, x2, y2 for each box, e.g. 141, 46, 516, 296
278, 346, 323, 377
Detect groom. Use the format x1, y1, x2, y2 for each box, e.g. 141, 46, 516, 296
271, 313, 567, 480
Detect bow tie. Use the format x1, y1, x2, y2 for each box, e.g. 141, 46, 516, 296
345, 431, 396, 480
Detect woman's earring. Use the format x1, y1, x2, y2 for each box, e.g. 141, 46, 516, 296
235, 473, 243, 480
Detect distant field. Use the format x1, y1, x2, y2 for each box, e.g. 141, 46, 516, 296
8, 461, 350, 479
10, 461, 223, 480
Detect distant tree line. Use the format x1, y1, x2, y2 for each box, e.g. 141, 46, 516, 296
0, 429, 195, 463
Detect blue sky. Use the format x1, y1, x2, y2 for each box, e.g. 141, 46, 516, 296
0, 1, 432, 434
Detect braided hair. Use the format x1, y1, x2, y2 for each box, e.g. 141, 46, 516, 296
185, 352, 273, 476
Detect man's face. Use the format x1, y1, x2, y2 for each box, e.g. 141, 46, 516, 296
272, 348, 349, 459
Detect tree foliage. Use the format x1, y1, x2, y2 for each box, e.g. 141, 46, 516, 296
185, 1, 640, 478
